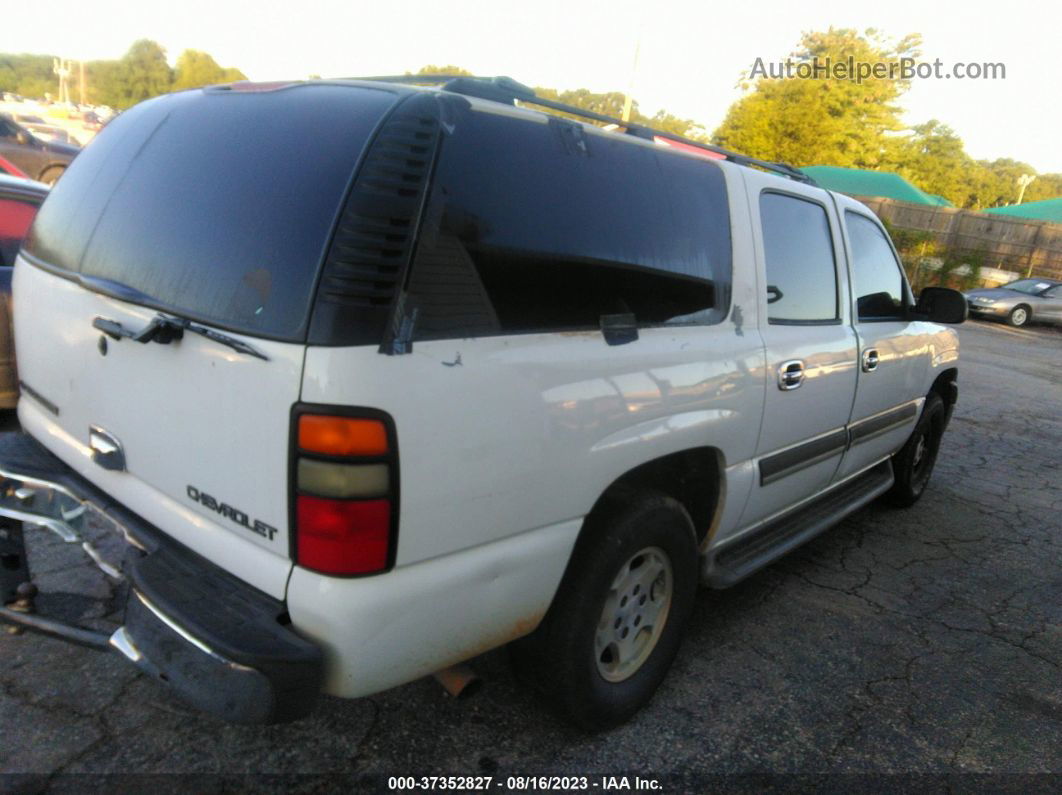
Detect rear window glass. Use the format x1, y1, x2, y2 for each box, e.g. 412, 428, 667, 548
25, 84, 396, 340
407, 109, 732, 339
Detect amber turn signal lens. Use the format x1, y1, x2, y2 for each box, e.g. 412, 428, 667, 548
298, 415, 388, 457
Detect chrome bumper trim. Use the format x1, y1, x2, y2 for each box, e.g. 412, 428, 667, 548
0, 465, 144, 579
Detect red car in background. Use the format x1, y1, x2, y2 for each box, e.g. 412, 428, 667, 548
0, 173, 49, 407
0, 155, 30, 178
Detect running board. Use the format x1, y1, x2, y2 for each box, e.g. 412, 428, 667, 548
703, 460, 894, 589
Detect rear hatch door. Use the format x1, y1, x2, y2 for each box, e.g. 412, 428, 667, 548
14, 83, 398, 597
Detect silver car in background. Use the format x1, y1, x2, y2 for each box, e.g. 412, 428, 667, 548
965, 278, 1062, 327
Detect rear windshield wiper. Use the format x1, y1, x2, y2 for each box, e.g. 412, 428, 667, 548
93, 314, 269, 361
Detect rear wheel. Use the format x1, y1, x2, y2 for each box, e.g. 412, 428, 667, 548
512, 489, 698, 730
1007, 305, 1030, 327
887, 393, 945, 507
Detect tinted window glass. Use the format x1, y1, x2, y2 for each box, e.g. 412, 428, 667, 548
760, 193, 837, 322
407, 110, 731, 338
25, 84, 397, 340
846, 212, 906, 319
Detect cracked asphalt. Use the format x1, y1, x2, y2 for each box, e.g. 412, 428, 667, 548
1, 319, 1059, 791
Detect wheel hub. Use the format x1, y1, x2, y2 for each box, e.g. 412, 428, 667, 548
912, 434, 927, 469
594, 546, 673, 682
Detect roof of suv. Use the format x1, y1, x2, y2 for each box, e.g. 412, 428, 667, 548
211, 75, 816, 187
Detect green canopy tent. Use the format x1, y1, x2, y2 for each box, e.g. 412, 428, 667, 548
801, 166, 951, 206
983, 198, 1062, 223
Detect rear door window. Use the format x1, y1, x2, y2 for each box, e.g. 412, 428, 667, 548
407, 110, 732, 339
759, 192, 839, 323
24, 84, 398, 341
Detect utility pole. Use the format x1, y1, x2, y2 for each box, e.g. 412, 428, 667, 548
1016, 173, 1036, 205
79, 61, 85, 105
52, 58, 73, 104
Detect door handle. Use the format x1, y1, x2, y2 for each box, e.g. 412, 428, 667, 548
778, 360, 805, 391
862, 349, 880, 372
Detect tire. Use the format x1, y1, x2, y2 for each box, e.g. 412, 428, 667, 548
886, 393, 945, 508
512, 488, 698, 730
38, 166, 65, 186
1007, 305, 1030, 327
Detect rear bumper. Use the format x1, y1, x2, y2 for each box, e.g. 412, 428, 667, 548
0, 432, 323, 724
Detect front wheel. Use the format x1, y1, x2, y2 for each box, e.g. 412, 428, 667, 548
512, 489, 698, 730
1007, 305, 1030, 327
886, 393, 945, 507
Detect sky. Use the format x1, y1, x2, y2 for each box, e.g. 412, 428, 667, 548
4, 0, 1059, 173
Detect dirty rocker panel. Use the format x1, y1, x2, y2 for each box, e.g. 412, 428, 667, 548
707, 459, 894, 588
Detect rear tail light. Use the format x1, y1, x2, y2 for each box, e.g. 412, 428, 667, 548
292, 410, 398, 576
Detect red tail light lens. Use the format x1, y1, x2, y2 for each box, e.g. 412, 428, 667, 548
296, 496, 390, 575
292, 409, 398, 576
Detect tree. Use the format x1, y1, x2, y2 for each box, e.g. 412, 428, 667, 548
408, 65, 705, 140
0, 54, 58, 99
895, 120, 972, 206
1025, 173, 1062, 203
172, 50, 247, 91
118, 39, 172, 108
531, 87, 705, 140
713, 28, 921, 168
85, 59, 126, 107
416, 65, 474, 77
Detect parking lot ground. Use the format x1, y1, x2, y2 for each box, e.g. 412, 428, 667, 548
1, 319, 1060, 791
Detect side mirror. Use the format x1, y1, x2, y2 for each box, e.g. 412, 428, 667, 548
915, 287, 967, 324
15, 131, 30, 145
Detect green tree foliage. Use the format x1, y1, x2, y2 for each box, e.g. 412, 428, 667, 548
710, 29, 1061, 208
713, 28, 921, 168
3, 42, 241, 111
1025, 173, 1062, 204
534, 87, 705, 139
83, 59, 125, 107
0, 54, 62, 99
895, 120, 971, 205
120, 39, 173, 108
83, 40, 172, 109
409, 65, 705, 140
416, 65, 474, 77
172, 50, 247, 91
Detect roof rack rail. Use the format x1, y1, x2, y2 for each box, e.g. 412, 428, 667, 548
351, 74, 816, 185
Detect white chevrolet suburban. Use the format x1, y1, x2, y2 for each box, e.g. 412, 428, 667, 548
0, 76, 966, 730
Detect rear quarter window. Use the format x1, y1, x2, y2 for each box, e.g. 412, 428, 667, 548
406, 109, 732, 339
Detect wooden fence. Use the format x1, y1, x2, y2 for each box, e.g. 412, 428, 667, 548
856, 196, 1062, 281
